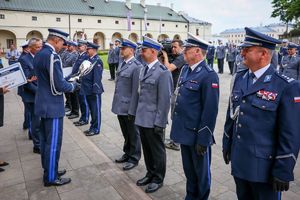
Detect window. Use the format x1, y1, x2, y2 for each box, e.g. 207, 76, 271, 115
78, 18, 82, 22
56, 17, 61, 22
162, 24, 165, 27
32, 16, 37, 21
98, 19, 101, 23
6, 39, 14, 49
185, 25, 187, 28
147, 22, 150, 26
132, 21, 135, 25
0, 14, 5, 19
196, 28, 199, 36
115, 20, 119, 24
175, 24, 178, 28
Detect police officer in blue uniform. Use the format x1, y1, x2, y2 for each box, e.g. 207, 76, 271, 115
19, 38, 43, 153
135, 36, 173, 193
278, 39, 288, 66
108, 42, 117, 80
112, 38, 142, 171
216, 41, 226, 74
170, 33, 219, 200
71, 40, 90, 126
108, 39, 121, 81
206, 41, 215, 69
80, 42, 104, 136
226, 44, 238, 74
34, 29, 78, 186
281, 43, 300, 80
222, 27, 300, 200
17, 41, 31, 130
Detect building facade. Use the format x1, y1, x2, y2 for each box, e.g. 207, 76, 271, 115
220, 23, 294, 45
0, 0, 212, 51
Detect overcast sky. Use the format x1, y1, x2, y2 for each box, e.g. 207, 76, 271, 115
130, 0, 281, 34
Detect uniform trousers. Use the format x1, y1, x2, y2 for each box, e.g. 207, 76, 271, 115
228, 61, 235, 74
207, 59, 214, 69
234, 177, 281, 200
23, 102, 30, 129
78, 94, 89, 123
40, 117, 63, 183
181, 145, 211, 200
86, 94, 101, 133
27, 102, 40, 149
109, 63, 118, 80
117, 115, 141, 164
138, 126, 166, 184
217, 59, 224, 73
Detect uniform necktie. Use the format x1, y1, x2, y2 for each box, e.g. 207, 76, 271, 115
247, 72, 256, 89
120, 61, 126, 69
186, 67, 192, 78
144, 65, 149, 76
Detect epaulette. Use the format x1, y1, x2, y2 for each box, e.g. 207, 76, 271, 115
204, 64, 213, 72
236, 68, 248, 73
275, 72, 295, 83
134, 59, 142, 66
159, 64, 167, 70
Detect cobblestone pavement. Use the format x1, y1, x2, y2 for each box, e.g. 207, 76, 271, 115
0, 63, 299, 200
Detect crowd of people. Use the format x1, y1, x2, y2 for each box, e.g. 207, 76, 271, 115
0, 27, 300, 200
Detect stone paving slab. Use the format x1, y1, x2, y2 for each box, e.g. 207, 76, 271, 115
0, 89, 151, 200
0, 65, 299, 200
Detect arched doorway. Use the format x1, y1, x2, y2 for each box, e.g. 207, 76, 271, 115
173, 34, 181, 40
128, 33, 138, 42
112, 32, 122, 42
0, 30, 16, 51
26, 30, 43, 40
157, 34, 169, 42
93, 32, 105, 49
73, 31, 87, 41
145, 33, 153, 39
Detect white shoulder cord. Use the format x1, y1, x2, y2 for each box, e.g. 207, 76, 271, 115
50, 53, 63, 96
229, 73, 240, 120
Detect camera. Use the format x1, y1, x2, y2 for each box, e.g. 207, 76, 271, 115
158, 39, 176, 63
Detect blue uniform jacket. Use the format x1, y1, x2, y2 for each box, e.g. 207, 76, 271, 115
79, 55, 104, 95
17, 52, 29, 97
223, 66, 300, 183
170, 61, 219, 146
18, 53, 37, 103
33, 44, 75, 118
206, 46, 215, 60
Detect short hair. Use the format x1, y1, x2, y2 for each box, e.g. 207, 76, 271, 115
172, 39, 184, 47
201, 49, 207, 56
28, 38, 41, 47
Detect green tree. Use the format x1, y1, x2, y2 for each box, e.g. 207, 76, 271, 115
271, 0, 300, 30
271, 0, 293, 33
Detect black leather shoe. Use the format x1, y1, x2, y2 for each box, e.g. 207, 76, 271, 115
44, 177, 71, 187
68, 114, 79, 119
33, 148, 40, 154
0, 168, 4, 172
28, 133, 32, 140
58, 169, 67, 177
83, 130, 90, 134
74, 121, 88, 126
0, 161, 9, 167
145, 182, 163, 193
85, 130, 98, 136
136, 176, 152, 186
123, 162, 137, 171
115, 155, 129, 163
